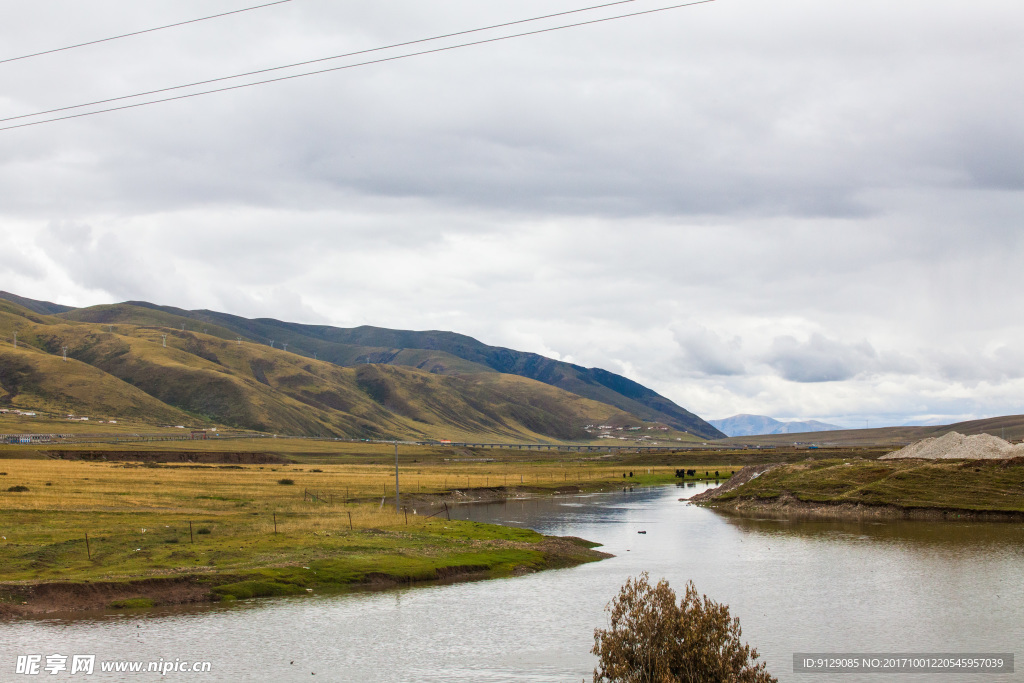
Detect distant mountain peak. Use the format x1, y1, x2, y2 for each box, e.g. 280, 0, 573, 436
710, 414, 843, 437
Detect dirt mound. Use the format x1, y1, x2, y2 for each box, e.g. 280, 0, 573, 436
46, 450, 290, 464
881, 432, 1024, 460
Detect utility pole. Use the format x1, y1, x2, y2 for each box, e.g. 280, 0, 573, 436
394, 444, 400, 511
161, 334, 167, 348
61, 346, 68, 362
269, 340, 274, 348
236, 337, 242, 345
283, 343, 288, 353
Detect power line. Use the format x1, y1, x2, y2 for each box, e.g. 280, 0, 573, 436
0, 0, 296, 66
0, 0, 715, 132
0, 0, 640, 125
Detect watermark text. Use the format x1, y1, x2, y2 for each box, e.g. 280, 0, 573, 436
15, 654, 212, 676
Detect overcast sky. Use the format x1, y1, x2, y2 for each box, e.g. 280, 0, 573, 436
1, 0, 1022, 428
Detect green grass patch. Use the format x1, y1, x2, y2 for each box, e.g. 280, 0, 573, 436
212, 580, 305, 600
210, 547, 545, 601
715, 458, 1024, 512
110, 598, 155, 609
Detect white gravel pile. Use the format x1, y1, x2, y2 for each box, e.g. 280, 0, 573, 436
881, 431, 1024, 460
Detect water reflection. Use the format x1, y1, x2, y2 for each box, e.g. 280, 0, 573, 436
719, 511, 1024, 553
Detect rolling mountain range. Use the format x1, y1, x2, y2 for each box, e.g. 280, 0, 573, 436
0, 292, 724, 441
709, 414, 843, 437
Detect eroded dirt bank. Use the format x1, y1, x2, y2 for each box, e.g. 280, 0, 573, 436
697, 492, 1024, 521
687, 464, 779, 504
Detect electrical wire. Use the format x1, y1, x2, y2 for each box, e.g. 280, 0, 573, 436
0, 0, 296, 66
0, 0, 640, 125
0, 0, 715, 132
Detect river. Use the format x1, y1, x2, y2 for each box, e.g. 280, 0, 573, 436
1, 482, 1021, 681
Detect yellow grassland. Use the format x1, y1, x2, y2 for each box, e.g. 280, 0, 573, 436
0, 457, 687, 515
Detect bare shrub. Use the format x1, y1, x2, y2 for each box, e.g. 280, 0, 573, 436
593, 573, 776, 683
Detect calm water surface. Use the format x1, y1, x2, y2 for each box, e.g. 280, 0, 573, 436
2, 483, 1022, 682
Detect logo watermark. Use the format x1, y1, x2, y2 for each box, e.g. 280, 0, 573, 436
15, 654, 212, 676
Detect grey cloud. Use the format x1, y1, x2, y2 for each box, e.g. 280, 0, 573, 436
0, 249, 46, 280
764, 334, 920, 383
33, 223, 180, 301
673, 327, 746, 377
2, 0, 1022, 219
766, 335, 866, 383
932, 347, 1024, 385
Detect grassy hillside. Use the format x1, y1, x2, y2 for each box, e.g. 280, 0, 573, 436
60, 303, 244, 343
61, 302, 494, 373
49, 299, 723, 438
0, 301, 648, 442
0, 303, 192, 423
0, 346, 193, 424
